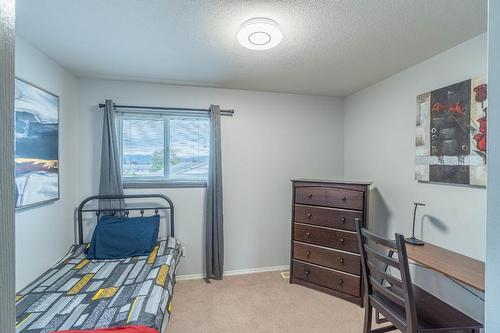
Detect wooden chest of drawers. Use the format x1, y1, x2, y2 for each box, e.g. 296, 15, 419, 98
290, 180, 371, 306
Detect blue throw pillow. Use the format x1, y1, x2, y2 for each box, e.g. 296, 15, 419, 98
86, 215, 160, 259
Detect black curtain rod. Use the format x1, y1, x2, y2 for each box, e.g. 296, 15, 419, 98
98, 103, 234, 116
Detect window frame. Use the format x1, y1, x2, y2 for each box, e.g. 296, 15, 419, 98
116, 109, 209, 188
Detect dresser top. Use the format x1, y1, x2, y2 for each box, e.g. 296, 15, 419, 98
291, 179, 372, 186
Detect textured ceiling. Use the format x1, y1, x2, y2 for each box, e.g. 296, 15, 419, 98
16, 0, 487, 97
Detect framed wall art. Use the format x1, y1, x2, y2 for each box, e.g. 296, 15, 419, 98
15, 78, 59, 208
415, 77, 487, 186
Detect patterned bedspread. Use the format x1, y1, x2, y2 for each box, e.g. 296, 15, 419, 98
16, 237, 182, 333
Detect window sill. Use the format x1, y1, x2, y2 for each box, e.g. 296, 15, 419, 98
123, 181, 207, 189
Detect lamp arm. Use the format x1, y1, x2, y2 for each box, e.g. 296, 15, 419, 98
407, 203, 426, 245
412, 204, 418, 238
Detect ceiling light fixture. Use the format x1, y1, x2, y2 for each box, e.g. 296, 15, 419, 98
237, 17, 282, 50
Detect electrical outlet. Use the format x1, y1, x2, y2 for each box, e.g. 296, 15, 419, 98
181, 246, 186, 257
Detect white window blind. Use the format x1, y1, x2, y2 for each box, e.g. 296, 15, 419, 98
117, 110, 209, 185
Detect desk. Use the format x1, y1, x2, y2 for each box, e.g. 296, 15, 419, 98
405, 242, 485, 292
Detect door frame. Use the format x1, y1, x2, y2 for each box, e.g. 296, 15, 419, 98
0, 0, 16, 331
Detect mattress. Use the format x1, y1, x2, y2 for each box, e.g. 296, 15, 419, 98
15, 237, 182, 333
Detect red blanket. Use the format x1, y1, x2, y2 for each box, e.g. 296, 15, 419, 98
55, 325, 159, 333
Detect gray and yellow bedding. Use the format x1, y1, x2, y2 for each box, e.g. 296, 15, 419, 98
15, 237, 181, 333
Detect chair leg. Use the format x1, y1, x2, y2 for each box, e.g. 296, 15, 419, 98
363, 304, 373, 333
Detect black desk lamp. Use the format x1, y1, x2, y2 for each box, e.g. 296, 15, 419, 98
406, 202, 426, 245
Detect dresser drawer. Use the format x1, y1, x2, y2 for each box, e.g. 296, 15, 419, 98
326, 188, 364, 210
294, 204, 362, 231
293, 260, 360, 297
293, 241, 361, 275
295, 187, 326, 206
294, 223, 359, 253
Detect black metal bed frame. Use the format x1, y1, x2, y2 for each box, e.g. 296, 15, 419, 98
77, 194, 175, 245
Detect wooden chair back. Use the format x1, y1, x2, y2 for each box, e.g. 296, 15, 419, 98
355, 219, 417, 332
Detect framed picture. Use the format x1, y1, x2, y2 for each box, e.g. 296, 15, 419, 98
15, 78, 60, 209
415, 77, 487, 187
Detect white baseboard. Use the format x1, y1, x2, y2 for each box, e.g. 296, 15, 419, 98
176, 265, 290, 281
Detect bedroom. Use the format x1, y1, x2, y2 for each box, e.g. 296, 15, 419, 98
1, 0, 500, 332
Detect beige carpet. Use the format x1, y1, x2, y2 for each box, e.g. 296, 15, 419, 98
168, 271, 389, 333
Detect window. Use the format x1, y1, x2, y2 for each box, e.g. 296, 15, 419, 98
117, 110, 209, 186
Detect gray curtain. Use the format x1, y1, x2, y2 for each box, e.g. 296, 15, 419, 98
98, 99, 124, 211
205, 104, 224, 280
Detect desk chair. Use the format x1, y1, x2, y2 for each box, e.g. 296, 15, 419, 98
355, 220, 482, 333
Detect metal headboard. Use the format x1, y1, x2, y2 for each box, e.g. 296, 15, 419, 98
77, 194, 175, 245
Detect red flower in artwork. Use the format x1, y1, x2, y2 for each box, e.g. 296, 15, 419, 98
479, 112, 487, 132
474, 115, 487, 152
432, 102, 446, 112
448, 103, 464, 116
473, 132, 487, 152
474, 84, 487, 103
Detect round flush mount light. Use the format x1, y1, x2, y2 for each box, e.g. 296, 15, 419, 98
237, 17, 282, 50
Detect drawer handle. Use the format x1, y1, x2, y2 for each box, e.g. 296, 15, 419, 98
306, 250, 311, 257
338, 279, 344, 285
340, 238, 345, 244
306, 232, 311, 238
307, 213, 312, 218
341, 217, 346, 223
341, 197, 347, 202
307, 194, 313, 198
339, 258, 345, 264
304, 269, 311, 276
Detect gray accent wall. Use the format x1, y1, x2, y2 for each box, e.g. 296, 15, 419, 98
344, 34, 487, 322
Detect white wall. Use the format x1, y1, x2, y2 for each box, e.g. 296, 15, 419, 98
344, 34, 487, 322
77, 79, 344, 276
486, 1, 500, 330
15, 36, 80, 290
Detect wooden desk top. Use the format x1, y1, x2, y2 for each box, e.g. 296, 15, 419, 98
405, 242, 485, 292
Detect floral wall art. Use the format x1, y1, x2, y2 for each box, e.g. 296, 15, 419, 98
415, 77, 487, 186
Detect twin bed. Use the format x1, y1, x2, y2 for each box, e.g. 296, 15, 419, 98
16, 194, 182, 333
